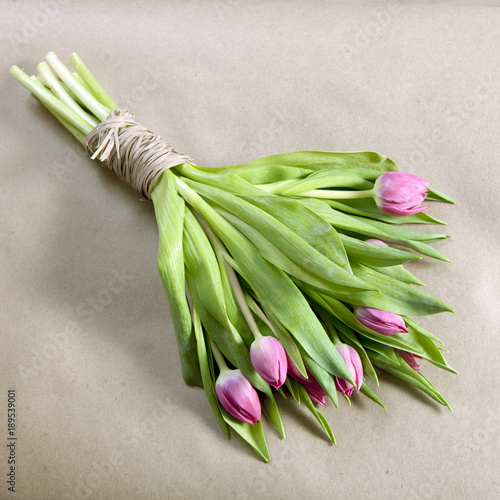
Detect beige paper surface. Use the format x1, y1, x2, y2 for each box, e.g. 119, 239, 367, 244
1, 1, 499, 499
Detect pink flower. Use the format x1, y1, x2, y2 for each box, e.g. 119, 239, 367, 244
286, 355, 328, 406
285, 353, 308, 382
354, 306, 408, 335
250, 336, 288, 390
366, 238, 389, 247
334, 344, 363, 397
395, 349, 422, 372
373, 172, 430, 216
215, 369, 261, 425
303, 377, 328, 406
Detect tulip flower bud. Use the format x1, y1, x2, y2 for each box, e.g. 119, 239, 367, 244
285, 353, 308, 382
334, 344, 363, 397
395, 349, 422, 372
303, 376, 328, 407
250, 336, 288, 389
373, 172, 430, 216
366, 238, 389, 247
354, 306, 408, 335
286, 355, 328, 406
215, 369, 261, 425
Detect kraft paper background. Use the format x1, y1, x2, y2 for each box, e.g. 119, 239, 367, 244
1, 1, 499, 499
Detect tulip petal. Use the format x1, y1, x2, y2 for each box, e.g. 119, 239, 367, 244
216, 370, 261, 425
373, 172, 430, 216
355, 306, 408, 335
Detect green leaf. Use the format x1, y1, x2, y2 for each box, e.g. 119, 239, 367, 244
151, 171, 202, 386
403, 316, 444, 345
297, 385, 336, 445
300, 199, 451, 262
364, 344, 401, 367
183, 208, 230, 328
176, 179, 355, 384
427, 186, 456, 204
370, 351, 451, 409
406, 240, 452, 263
262, 394, 286, 439
359, 383, 385, 408
180, 165, 353, 270
229, 150, 398, 173
325, 198, 446, 225
221, 411, 271, 462
217, 209, 368, 297
366, 264, 426, 286
192, 307, 230, 438
340, 234, 421, 267
350, 263, 453, 316
300, 263, 452, 317
353, 217, 449, 243
183, 178, 372, 292
272, 169, 375, 195
215, 251, 255, 348
245, 194, 352, 272
301, 349, 339, 408
285, 377, 302, 402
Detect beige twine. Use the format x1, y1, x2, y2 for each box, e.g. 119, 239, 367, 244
83, 110, 193, 199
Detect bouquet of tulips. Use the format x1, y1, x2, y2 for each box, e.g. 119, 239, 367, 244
10, 52, 456, 462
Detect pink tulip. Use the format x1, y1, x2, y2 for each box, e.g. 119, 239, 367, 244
334, 344, 363, 397
395, 349, 422, 372
215, 369, 261, 425
355, 306, 408, 335
366, 238, 389, 247
373, 172, 430, 216
286, 355, 328, 406
303, 377, 328, 407
250, 336, 288, 390
285, 353, 308, 382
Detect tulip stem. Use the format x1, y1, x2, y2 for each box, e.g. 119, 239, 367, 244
317, 311, 341, 344
209, 339, 229, 372
296, 188, 374, 200
192, 209, 262, 340
225, 262, 262, 340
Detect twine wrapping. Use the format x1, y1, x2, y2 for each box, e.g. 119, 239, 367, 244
83, 110, 193, 199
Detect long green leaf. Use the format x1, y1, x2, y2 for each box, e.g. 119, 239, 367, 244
176, 179, 355, 384
192, 307, 230, 438
340, 234, 421, 267
325, 198, 446, 225
370, 351, 451, 409
217, 209, 366, 297
366, 264, 425, 286
301, 349, 339, 408
297, 385, 336, 445
183, 178, 372, 292
229, 150, 399, 173
351, 263, 453, 316
151, 171, 202, 386
272, 169, 375, 195
262, 394, 286, 439
359, 383, 385, 408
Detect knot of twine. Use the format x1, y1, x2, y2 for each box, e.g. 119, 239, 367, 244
83, 109, 193, 199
